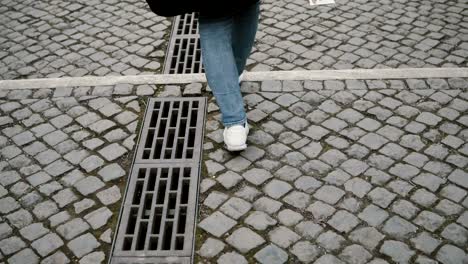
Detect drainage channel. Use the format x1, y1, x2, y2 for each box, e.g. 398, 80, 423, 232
163, 13, 203, 74
110, 98, 207, 263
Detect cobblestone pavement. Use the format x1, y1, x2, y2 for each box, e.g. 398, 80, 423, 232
0, 78, 467, 263
250, 0, 468, 71
0, 84, 157, 263
0, 0, 171, 80
2, 0, 468, 80
197, 78, 468, 264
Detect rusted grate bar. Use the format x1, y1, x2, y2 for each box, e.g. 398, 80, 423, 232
110, 97, 207, 263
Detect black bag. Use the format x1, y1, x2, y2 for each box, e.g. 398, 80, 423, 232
146, 0, 259, 17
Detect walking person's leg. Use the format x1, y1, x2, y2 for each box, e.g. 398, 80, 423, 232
232, 1, 260, 78
199, 15, 249, 151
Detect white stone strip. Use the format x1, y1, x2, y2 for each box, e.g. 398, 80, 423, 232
0, 68, 467, 90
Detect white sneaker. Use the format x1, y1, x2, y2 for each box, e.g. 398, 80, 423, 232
238, 72, 244, 84
223, 121, 249, 151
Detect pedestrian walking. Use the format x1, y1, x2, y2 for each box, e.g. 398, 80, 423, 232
146, 0, 261, 152
199, 0, 260, 152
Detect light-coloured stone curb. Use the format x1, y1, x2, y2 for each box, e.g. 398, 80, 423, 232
1, 68, 467, 90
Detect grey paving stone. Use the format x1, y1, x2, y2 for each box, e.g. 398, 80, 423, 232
33, 200, 58, 220
435, 199, 463, 216
339, 244, 372, 264
84, 207, 112, 229
56, 218, 90, 240
38, 181, 63, 196
291, 241, 320, 262
328, 210, 360, 233
307, 200, 336, 220
217, 251, 248, 264
410, 231, 441, 255
283, 191, 310, 209
31, 233, 64, 257
96, 186, 121, 205
358, 132, 389, 150
316, 230, 346, 251
97, 163, 125, 182
242, 168, 273, 185
79, 251, 105, 264
382, 216, 418, 239
19, 223, 49, 241
63, 149, 89, 165
358, 204, 389, 227
225, 156, 251, 172
67, 233, 100, 258
98, 143, 127, 161
198, 238, 225, 258
379, 240, 415, 264
43, 130, 68, 146
268, 226, 300, 248
263, 179, 292, 199
344, 178, 372, 198
448, 169, 468, 188
8, 248, 39, 264
99, 228, 112, 244
274, 165, 301, 182
277, 209, 303, 226
436, 244, 467, 264
0, 236, 26, 256
219, 197, 251, 220
324, 169, 352, 186
52, 188, 78, 208
387, 180, 414, 197
349, 227, 385, 251
314, 254, 345, 264
49, 211, 71, 227
390, 199, 420, 220
0, 171, 21, 187
411, 188, 438, 208
216, 171, 242, 189
198, 212, 236, 238
74, 176, 105, 196
12, 131, 35, 146
241, 146, 265, 162
367, 187, 396, 208
295, 221, 323, 240
319, 149, 347, 167
226, 227, 265, 253
440, 223, 467, 246
294, 176, 322, 194
313, 185, 345, 204
234, 186, 261, 202
457, 211, 468, 229
61, 170, 85, 187
301, 125, 329, 140
6, 209, 33, 229
0, 223, 13, 240
203, 192, 228, 210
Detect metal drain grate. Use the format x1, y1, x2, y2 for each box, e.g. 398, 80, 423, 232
163, 13, 203, 74
111, 97, 207, 264
136, 98, 205, 163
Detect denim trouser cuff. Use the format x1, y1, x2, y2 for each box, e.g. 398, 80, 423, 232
224, 117, 247, 128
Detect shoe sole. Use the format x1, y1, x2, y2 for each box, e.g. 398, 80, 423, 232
225, 143, 247, 152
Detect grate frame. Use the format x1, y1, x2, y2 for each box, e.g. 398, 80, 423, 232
111, 256, 190, 264
163, 13, 203, 74
110, 97, 207, 264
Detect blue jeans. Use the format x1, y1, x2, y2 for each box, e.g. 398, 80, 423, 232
199, 2, 260, 127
